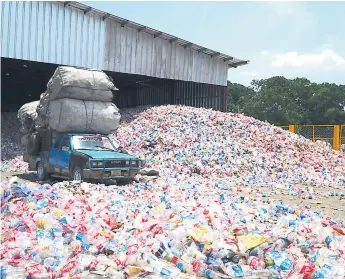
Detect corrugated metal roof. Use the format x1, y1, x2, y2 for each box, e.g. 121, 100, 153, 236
1, 1, 247, 86
61, 1, 249, 68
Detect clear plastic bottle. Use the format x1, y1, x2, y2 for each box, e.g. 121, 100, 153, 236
0, 266, 26, 279
185, 242, 207, 262
225, 264, 245, 277
204, 269, 223, 279
43, 257, 58, 272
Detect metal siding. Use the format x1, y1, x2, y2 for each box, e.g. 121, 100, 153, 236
113, 21, 120, 72
1, 1, 105, 69
1, 1, 229, 86
103, 21, 230, 85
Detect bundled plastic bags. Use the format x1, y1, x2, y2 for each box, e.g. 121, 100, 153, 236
45, 98, 121, 134
17, 101, 39, 133
46, 66, 117, 102
35, 66, 121, 134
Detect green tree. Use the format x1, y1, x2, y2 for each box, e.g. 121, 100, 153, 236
227, 77, 345, 125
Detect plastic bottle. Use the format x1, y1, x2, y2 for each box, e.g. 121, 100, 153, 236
43, 257, 59, 272
247, 256, 266, 270
225, 264, 245, 277
185, 242, 207, 262
204, 269, 223, 279
0, 266, 26, 279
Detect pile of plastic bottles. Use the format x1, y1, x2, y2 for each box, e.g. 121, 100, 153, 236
1, 112, 28, 173
2, 105, 345, 186
1, 176, 345, 278
115, 105, 345, 188
1, 105, 345, 278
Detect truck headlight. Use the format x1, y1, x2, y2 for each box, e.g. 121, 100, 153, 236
131, 161, 136, 166
91, 161, 103, 168
125, 160, 130, 165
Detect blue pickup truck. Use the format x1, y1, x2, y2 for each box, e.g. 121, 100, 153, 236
25, 131, 145, 182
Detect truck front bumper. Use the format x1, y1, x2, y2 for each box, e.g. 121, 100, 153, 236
83, 169, 140, 180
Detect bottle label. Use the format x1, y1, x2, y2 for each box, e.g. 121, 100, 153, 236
60, 259, 77, 275
76, 233, 84, 242
192, 260, 201, 273
248, 257, 260, 269
205, 269, 212, 278
325, 236, 333, 247
313, 271, 325, 279
59, 217, 67, 224
36, 229, 44, 239
177, 262, 185, 272
127, 244, 139, 255
280, 258, 294, 271
288, 220, 296, 226
322, 264, 332, 270
160, 268, 171, 276
25, 264, 47, 276
171, 256, 178, 264
88, 259, 99, 269
229, 264, 244, 277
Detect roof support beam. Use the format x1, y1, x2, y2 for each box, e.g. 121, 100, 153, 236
138, 26, 147, 32
63, 1, 71, 7
228, 60, 249, 68
197, 47, 207, 53
169, 37, 178, 43
121, 20, 129, 27
183, 42, 193, 49
223, 57, 234, 62
102, 13, 110, 21
83, 7, 92, 14
154, 31, 163, 38
211, 52, 220, 58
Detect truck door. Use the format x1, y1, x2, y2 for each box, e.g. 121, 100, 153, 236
49, 135, 71, 174
49, 138, 60, 171
55, 136, 72, 173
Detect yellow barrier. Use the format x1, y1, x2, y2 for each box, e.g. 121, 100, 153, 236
278, 124, 344, 151
341, 125, 345, 151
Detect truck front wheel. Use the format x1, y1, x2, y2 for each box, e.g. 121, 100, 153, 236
36, 161, 49, 181
71, 166, 84, 181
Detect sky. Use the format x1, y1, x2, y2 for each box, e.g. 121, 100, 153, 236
83, 1, 345, 86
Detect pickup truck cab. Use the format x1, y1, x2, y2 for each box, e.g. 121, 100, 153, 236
31, 132, 145, 182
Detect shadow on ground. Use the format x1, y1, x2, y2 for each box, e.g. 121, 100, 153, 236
1, 171, 132, 186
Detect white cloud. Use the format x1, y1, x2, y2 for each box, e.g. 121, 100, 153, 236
261, 50, 268, 56
240, 70, 259, 77
271, 49, 345, 70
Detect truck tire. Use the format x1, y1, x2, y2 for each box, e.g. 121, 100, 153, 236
36, 161, 49, 181
71, 166, 84, 181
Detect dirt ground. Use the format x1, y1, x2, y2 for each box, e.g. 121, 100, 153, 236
269, 186, 345, 219
1, 171, 345, 220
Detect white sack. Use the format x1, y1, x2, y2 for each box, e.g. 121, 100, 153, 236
17, 101, 39, 133
35, 92, 51, 128
45, 98, 121, 134
47, 66, 117, 102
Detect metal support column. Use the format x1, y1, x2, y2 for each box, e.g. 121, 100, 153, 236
222, 86, 227, 112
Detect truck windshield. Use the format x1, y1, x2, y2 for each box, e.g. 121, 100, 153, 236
72, 136, 117, 151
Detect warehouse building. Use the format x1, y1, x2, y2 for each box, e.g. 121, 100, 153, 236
1, 1, 248, 112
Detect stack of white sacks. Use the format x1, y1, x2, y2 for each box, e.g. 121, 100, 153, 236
17, 66, 122, 154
